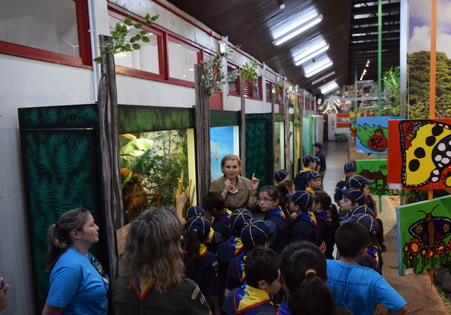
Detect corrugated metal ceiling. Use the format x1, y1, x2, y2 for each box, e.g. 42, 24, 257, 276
166, 0, 400, 96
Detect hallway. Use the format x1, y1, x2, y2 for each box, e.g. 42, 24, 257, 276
320, 139, 351, 199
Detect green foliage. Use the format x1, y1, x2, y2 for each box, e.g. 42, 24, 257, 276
94, 13, 159, 63
407, 51, 451, 118
382, 66, 400, 108
201, 49, 238, 98
141, 130, 189, 206
239, 59, 259, 83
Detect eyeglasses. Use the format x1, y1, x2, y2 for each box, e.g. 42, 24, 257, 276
257, 198, 276, 202
0, 277, 6, 295
225, 165, 238, 169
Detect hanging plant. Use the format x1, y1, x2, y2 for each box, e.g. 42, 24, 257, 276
201, 49, 238, 98
239, 59, 259, 83
94, 13, 159, 63
382, 66, 401, 112
273, 81, 284, 102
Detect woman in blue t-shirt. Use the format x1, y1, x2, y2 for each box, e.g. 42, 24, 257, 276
43, 208, 109, 315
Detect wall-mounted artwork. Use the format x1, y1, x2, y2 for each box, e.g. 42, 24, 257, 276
356, 116, 403, 153
397, 195, 451, 276
388, 119, 451, 190
356, 159, 401, 196
210, 126, 238, 180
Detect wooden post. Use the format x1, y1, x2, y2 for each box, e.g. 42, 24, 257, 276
194, 64, 211, 205
97, 34, 124, 283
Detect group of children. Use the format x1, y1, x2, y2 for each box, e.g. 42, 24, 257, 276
174, 157, 407, 314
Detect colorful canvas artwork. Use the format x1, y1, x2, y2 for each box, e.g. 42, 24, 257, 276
356, 159, 401, 196
397, 195, 451, 276
356, 116, 403, 153
388, 119, 451, 190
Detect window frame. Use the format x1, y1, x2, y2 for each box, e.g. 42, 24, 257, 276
227, 62, 240, 96
109, 3, 203, 88
242, 76, 262, 100
0, 0, 92, 69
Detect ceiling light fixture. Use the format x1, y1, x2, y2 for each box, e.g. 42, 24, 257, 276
273, 14, 323, 46
305, 61, 333, 78
320, 81, 339, 94
277, 0, 285, 9
311, 72, 335, 85
294, 43, 329, 66
304, 57, 332, 77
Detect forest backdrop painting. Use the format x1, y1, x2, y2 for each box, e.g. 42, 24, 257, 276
407, 0, 451, 119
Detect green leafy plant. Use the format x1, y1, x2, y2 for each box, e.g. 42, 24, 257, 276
94, 13, 159, 63
239, 59, 259, 83
273, 81, 284, 102
201, 49, 238, 98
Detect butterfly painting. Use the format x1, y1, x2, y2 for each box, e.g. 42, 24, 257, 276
408, 204, 451, 250
398, 195, 451, 276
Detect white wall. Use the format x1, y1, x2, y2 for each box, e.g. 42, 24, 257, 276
0, 1, 316, 314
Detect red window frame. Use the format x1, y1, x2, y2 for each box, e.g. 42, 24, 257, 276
243, 76, 262, 100
109, 3, 203, 88
227, 63, 240, 96
0, 0, 92, 69
167, 35, 201, 88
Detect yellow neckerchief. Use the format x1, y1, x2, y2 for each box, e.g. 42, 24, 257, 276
130, 275, 155, 301
234, 283, 272, 313
306, 186, 315, 194
199, 243, 208, 256
206, 227, 215, 243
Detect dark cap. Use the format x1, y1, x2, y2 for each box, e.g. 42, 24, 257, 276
186, 216, 210, 239
186, 206, 206, 219
241, 219, 276, 249
230, 208, 253, 234
347, 175, 374, 189
341, 213, 378, 234
302, 155, 319, 165
339, 205, 374, 221
340, 189, 366, 205
286, 190, 313, 211
348, 205, 375, 218
344, 162, 357, 171
274, 170, 290, 183
313, 142, 322, 149
307, 170, 321, 180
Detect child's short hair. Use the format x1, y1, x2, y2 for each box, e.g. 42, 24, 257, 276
335, 222, 370, 258
278, 179, 295, 193
202, 191, 225, 211
245, 246, 281, 288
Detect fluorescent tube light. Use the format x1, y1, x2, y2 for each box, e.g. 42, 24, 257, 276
321, 82, 339, 94
294, 44, 329, 66
304, 56, 331, 75
305, 61, 333, 78
273, 14, 323, 46
311, 72, 335, 85
319, 80, 337, 91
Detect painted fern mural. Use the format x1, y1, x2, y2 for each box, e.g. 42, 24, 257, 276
19, 105, 101, 312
